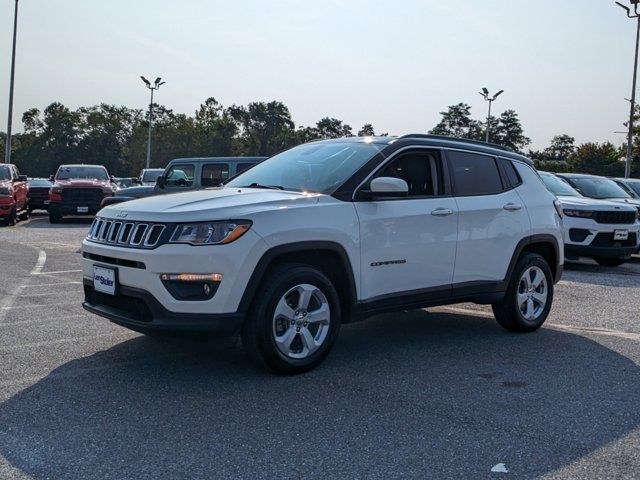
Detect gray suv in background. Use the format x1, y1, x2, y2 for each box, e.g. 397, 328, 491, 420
102, 156, 266, 207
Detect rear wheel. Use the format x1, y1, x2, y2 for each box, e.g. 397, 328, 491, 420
241, 263, 341, 375
594, 256, 627, 267
492, 252, 554, 333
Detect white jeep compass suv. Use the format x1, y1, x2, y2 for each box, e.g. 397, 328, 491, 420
82, 135, 564, 374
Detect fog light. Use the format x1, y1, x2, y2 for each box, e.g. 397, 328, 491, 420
160, 273, 222, 301
160, 273, 222, 282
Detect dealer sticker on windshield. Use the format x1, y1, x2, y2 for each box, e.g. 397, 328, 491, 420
614, 230, 629, 241
93, 265, 116, 295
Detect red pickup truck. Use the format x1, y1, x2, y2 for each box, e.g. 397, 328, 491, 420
49, 164, 116, 223
0, 163, 29, 226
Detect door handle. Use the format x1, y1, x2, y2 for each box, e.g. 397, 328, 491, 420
431, 208, 454, 217
503, 203, 522, 211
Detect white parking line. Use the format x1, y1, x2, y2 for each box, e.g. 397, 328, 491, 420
31, 269, 82, 276
26, 281, 82, 287
0, 249, 47, 322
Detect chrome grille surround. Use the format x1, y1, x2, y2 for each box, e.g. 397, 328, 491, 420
86, 217, 167, 249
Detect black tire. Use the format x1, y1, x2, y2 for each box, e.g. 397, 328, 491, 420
594, 256, 627, 267
5, 206, 17, 226
20, 207, 29, 221
49, 211, 62, 223
241, 263, 341, 375
492, 252, 554, 333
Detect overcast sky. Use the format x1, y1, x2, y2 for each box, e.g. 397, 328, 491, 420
0, 0, 636, 150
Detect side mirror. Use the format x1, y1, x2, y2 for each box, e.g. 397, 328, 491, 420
362, 177, 409, 199
110, 175, 116, 182
132, 178, 142, 186
49, 174, 55, 182
156, 176, 165, 188
18, 175, 28, 182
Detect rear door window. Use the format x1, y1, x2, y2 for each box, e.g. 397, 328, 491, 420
237, 163, 257, 174
164, 164, 195, 187
500, 159, 522, 188
201, 164, 229, 187
448, 151, 504, 196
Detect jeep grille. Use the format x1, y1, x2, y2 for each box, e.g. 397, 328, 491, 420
86, 217, 169, 248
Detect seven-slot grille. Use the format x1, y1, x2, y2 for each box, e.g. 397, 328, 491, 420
87, 217, 167, 248
593, 210, 637, 225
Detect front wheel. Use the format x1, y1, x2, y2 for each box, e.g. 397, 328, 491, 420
594, 256, 627, 267
4, 206, 17, 226
241, 263, 341, 375
492, 252, 554, 333
49, 211, 62, 223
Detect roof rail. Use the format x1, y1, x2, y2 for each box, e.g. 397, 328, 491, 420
398, 134, 513, 152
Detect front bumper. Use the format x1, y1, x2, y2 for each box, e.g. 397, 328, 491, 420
563, 218, 640, 259
0, 196, 15, 216
50, 200, 104, 216
83, 280, 243, 336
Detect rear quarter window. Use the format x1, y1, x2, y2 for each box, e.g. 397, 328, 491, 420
448, 151, 504, 196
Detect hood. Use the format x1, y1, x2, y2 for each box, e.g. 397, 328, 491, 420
599, 197, 640, 208
556, 195, 638, 211
115, 185, 156, 198
55, 179, 111, 188
100, 187, 323, 222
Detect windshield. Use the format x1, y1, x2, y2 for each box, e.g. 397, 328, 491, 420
29, 179, 53, 187
0, 167, 10, 181
226, 142, 384, 193
623, 179, 640, 197
568, 176, 631, 199
142, 170, 164, 182
540, 173, 580, 197
56, 166, 109, 181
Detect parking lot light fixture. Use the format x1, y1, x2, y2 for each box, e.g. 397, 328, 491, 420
479, 88, 504, 143
4, 0, 19, 165
141, 76, 165, 169
616, 1, 640, 178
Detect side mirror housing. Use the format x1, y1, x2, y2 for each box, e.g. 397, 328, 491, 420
156, 176, 165, 189
361, 177, 409, 199
49, 174, 55, 182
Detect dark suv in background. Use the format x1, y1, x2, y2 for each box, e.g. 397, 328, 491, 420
49, 164, 116, 223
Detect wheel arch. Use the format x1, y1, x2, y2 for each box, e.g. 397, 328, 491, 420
237, 241, 358, 322
504, 234, 562, 286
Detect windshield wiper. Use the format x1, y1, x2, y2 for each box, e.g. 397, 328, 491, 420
242, 183, 285, 190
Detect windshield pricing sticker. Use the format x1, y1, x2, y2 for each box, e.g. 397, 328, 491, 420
93, 265, 116, 295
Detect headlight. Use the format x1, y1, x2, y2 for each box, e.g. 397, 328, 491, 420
169, 221, 252, 245
563, 209, 593, 218
0, 186, 11, 196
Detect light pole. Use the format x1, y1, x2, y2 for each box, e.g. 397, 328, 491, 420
479, 88, 504, 143
140, 76, 165, 169
616, 1, 640, 178
4, 0, 19, 164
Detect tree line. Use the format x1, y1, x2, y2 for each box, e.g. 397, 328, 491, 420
0, 98, 638, 178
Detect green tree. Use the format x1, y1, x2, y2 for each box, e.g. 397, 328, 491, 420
566, 142, 624, 177
492, 110, 530, 153
357, 123, 375, 136
429, 103, 484, 139
229, 101, 295, 155
314, 117, 353, 139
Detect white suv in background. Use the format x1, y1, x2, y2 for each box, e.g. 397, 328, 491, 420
540, 172, 640, 267
82, 136, 563, 374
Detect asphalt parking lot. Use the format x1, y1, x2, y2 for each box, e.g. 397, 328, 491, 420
0, 215, 639, 479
